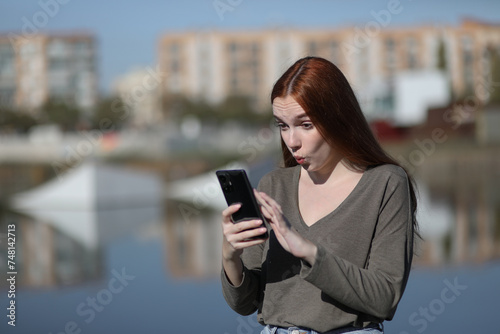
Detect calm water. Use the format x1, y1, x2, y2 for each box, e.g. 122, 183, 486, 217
0, 162, 499, 334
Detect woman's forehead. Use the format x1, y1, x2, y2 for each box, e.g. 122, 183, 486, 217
272, 96, 307, 117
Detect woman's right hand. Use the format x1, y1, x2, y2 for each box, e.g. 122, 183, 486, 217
221, 203, 267, 261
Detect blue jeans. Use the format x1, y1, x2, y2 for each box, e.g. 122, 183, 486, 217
260, 324, 383, 334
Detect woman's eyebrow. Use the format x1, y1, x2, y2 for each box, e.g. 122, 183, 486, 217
273, 115, 285, 122
273, 113, 310, 122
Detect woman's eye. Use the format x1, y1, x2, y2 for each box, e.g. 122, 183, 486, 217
276, 122, 288, 130
302, 123, 313, 129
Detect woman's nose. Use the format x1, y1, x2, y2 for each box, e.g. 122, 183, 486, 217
285, 129, 301, 151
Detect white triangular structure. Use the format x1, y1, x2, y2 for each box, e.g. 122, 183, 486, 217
10, 163, 163, 249
166, 161, 248, 211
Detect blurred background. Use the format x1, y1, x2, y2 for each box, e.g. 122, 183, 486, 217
1, 0, 499, 333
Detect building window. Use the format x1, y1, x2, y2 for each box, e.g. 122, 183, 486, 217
74, 58, 93, 72
251, 42, 259, 56
385, 38, 396, 73
19, 42, 38, 59
250, 42, 259, 68
227, 41, 241, 93
277, 38, 290, 61
168, 76, 181, 92
169, 42, 180, 55
48, 57, 69, 71
0, 88, 16, 107
0, 46, 15, 76
47, 39, 68, 57
169, 42, 181, 73
228, 41, 238, 55
198, 39, 211, 97
405, 37, 419, 69
308, 41, 318, 56
329, 40, 339, 64
74, 41, 90, 53
461, 35, 474, 93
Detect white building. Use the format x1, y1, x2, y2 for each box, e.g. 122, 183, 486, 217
158, 19, 500, 121
0, 32, 98, 114
111, 66, 163, 128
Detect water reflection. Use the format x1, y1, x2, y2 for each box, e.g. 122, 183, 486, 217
1, 158, 499, 290
164, 202, 222, 278
0, 163, 164, 289
0, 159, 499, 333
415, 152, 500, 266
163, 164, 228, 278
0, 212, 102, 288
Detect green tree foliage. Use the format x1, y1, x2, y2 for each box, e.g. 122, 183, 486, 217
39, 98, 80, 131
164, 94, 214, 121
489, 47, 500, 104
218, 95, 255, 121
91, 96, 128, 131
436, 38, 447, 71
0, 107, 37, 133
436, 38, 455, 101
163, 93, 271, 126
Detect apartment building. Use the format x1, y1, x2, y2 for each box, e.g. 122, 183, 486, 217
158, 19, 500, 120
0, 36, 18, 108
0, 32, 97, 114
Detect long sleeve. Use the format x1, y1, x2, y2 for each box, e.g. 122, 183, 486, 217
221, 241, 265, 315
220, 164, 415, 333
299, 170, 413, 320
220, 176, 271, 316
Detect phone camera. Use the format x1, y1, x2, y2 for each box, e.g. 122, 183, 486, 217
218, 173, 233, 192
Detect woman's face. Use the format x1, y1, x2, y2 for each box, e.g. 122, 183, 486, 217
273, 96, 340, 174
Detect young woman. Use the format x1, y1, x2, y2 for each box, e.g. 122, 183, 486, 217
221, 57, 417, 334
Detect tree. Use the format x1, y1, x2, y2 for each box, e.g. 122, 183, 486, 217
436, 38, 447, 72
489, 47, 500, 104
436, 38, 455, 101
39, 98, 80, 131
162, 93, 271, 126
91, 96, 129, 130
218, 95, 271, 125
162, 94, 214, 121
0, 107, 37, 133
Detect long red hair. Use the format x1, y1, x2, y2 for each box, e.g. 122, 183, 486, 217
271, 56, 418, 230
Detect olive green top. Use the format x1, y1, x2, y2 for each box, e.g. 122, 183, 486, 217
221, 164, 414, 333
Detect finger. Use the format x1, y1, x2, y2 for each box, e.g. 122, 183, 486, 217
255, 191, 279, 218
254, 190, 274, 215
227, 225, 268, 245
254, 192, 285, 229
269, 219, 284, 239
239, 226, 268, 240
222, 203, 242, 223
259, 199, 282, 224
253, 189, 265, 206
259, 192, 283, 214
271, 202, 283, 216
253, 192, 272, 221
259, 203, 273, 220
231, 236, 267, 249
223, 219, 263, 237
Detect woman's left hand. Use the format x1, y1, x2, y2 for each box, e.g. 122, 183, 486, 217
254, 190, 317, 266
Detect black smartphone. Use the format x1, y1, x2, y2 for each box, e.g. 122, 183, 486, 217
216, 169, 268, 240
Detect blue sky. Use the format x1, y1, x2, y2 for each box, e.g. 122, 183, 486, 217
1, 0, 500, 94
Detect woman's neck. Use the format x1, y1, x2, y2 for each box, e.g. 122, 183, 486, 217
301, 159, 353, 186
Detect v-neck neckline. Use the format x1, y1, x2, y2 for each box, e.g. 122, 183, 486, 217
292, 165, 370, 229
